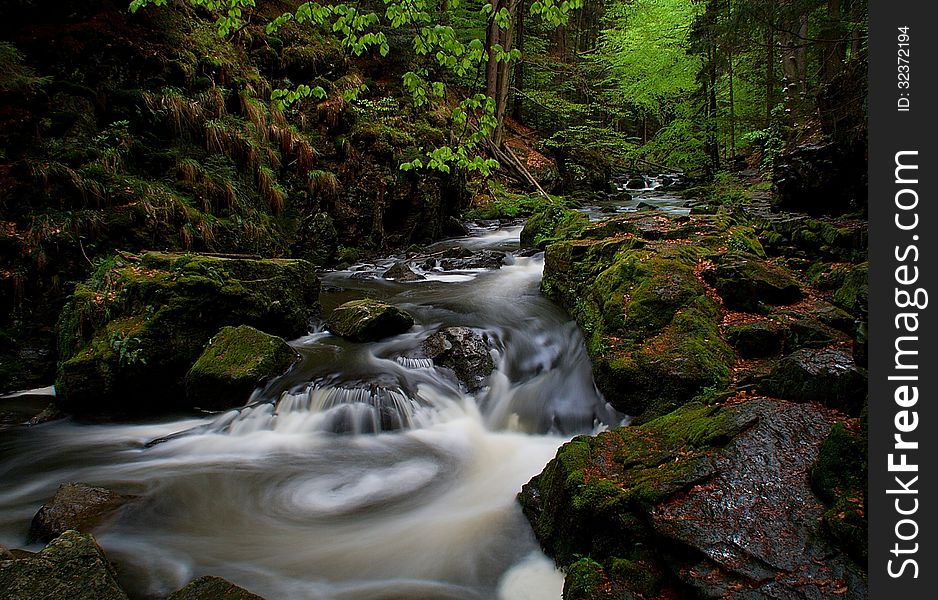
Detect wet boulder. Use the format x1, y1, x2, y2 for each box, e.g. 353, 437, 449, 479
519, 206, 588, 249
760, 348, 866, 414
424, 327, 494, 391
166, 575, 266, 600
29, 483, 133, 544
703, 252, 802, 312
55, 252, 318, 417
784, 317, 839, 352
0, 530, 129, 600
383, 262, 425, 282
520, 399, 867, 600
723, 320, 787, 358
327, 299, 414, 342
773, 141, 866, 216
544, 240, 735, 422
185, 326, 299, 411
439, 250, 506, 271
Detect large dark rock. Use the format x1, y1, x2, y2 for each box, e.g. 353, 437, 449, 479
0, 530, 129, 600
723, 320, 787, 358
424, 327, 494, 391
439, 250, 506, 271
185, 326, 299, 410
55, 253, 318, 416
703, 252, 802, 312
327, 299, 414, 342
166, 576, 266, 600
773, 141, 867, 216
519, 399, 867, 600
760, 348, 866, 414
29, 483, 133, 543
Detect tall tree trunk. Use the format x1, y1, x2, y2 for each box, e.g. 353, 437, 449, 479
766, 23, 775, 125
707, 45, 720, 171
728, 48, 735, 155
485, 0, 502, 103
510, 0, 525, 122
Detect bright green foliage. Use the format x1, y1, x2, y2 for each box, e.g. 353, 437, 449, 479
132, 0, 581, 176
594, 0, 700, 119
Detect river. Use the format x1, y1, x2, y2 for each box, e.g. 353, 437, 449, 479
0, 222, 626, 599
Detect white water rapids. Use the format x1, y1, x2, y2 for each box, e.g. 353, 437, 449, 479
0, 224, 624, 599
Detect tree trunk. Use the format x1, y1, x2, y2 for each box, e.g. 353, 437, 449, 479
766, 22, 775, 125
510, 1, 525, 121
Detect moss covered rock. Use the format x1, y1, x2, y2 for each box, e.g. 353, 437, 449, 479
519, 205, 588, 249
55, 252, 318, 416
166, 575, 266, 600
703, 252, 802, 312
760, 347, 866, 415
0, 530, 128, 600
520, 399, 867, 599
724, 320, 787, 358
326, 299, 414, 342
811, 423, 868, 565
185, 325, 299, 410
541, 230, 734, 422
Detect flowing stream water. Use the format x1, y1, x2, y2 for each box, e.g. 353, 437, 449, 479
0, 223, 627, 600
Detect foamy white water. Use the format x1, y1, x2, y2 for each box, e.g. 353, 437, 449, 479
0, 223, 622, 599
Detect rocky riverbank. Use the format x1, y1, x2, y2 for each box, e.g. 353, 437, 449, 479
518, 201, 867, 598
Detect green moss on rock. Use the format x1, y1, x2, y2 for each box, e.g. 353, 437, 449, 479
55, 252, 318, 416
811, 423, 868, 565
0, 530, 128, 600
326, 299, 414, 342
519, 206, 588, 249
543, 237, 735, 422
185, 325, 298, 410
703, 252, 802, 312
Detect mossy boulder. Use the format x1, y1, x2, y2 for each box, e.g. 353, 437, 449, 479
326, 299, 414, 342
166, 575, 266, 600
520, 399, 867, 599
703, 252, 802, 312
0, 530, 128, 600
542, 237, 734, 422
811, 423, 868, 565
724, 320, 787, 358
185, 325, 299, 411
55, 253, 318, 416
519, 205, 588, 249
29, 483, 134, 544
760, 348, 866, 414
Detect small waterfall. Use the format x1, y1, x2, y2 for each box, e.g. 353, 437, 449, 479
0, 221, 627, 600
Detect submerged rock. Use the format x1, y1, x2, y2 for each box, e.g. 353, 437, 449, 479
29, 483, 133, 544
327, 299, 414, 342
185, 326, 299, 411
424, 327, 494, 391
520, 399, 867, 600
0, 530, 129, 600
166, 575, 266, 600
55, 252, 318, 416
